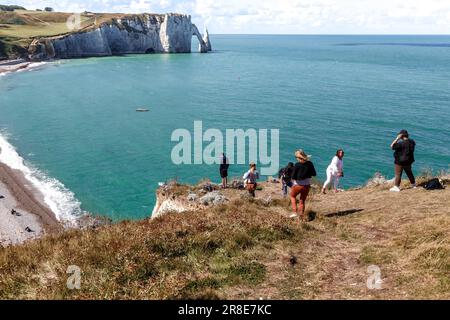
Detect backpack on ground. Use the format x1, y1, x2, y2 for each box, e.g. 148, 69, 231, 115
423, 178, 444, 190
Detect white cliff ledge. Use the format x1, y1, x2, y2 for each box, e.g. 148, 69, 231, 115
28, 13, 212, 60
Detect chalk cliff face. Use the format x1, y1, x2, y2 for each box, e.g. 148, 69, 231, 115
28, 14, 209, 60
151, 183, 228, 218
202, 28, 212, 52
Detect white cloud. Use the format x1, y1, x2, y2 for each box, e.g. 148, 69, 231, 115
3, 0, 450, 33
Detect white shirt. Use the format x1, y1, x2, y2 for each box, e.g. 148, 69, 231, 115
243, 170, 260, 184
327, 156, 343, 175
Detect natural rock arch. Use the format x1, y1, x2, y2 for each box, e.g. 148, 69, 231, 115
28, 14, 212, 60
192, 24, 211, 53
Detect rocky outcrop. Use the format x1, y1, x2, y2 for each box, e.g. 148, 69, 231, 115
203, 27, 212, 52
151, 182, 228, 219
28, 13, 210, 60
152, 184, 199, 219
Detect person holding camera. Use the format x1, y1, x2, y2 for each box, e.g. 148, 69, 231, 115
390, 129, 416, 192
322, 149, 345, 194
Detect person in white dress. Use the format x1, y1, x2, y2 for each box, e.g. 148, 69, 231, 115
322, 149, 345, 194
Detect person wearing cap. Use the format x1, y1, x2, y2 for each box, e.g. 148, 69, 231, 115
290, 150, 317, 221
243, 162, 260, 198
390, 129, 416, 192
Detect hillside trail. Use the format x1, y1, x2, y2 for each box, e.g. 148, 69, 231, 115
221, 179, 450, 299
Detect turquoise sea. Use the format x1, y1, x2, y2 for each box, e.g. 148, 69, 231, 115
1, 35, 449, 221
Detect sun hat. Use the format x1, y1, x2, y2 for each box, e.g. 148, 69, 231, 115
295, 150, 311, 161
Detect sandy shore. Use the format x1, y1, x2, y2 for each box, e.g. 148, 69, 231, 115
0, 59, 32, 75
0, 162, 61, 247
1, 60, 61, 246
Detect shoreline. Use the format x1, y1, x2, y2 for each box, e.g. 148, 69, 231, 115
0, 161, 62, 247
0, 59, 32, 75
0, 59, 49, 77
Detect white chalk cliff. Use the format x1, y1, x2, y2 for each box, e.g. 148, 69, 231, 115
202, 27, 212, 52
28, 13, 211, 60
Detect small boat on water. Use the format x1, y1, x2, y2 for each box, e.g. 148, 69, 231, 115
136, 108, 150, 112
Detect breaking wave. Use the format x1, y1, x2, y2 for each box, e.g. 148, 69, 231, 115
0, 132, 85, 225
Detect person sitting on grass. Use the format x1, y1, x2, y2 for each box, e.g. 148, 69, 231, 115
290, 150, 317, 222
322, 149, 345, 194
243, 162, 260, 198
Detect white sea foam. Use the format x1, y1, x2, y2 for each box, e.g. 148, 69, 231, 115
20, 62, 48, 73
0, 61, 48, 77
0, 132, 85, 225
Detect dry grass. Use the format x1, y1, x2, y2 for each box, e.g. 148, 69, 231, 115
0, 11, 89, 38
0, 11, 141, 58
0, 177, 449, 300
0, 199, 305, 299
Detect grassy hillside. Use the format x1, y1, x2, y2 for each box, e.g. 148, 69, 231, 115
0, 4, 26, 11
0, 179, 448, 300
0, 10, 129, 59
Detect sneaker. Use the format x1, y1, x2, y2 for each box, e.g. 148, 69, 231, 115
390, 186, 401, 192
412, 184, 417, 189
289, 213, 298, 219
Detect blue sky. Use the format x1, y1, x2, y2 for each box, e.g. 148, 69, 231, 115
5, 0, 450, 34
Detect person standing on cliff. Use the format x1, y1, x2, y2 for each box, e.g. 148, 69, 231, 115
278, 162, 294, 197
243, 163, 260, 198
322, 149, 345, 194
290, 150, 317, 222
390, 129, 416, 192
219, 153, 230, 189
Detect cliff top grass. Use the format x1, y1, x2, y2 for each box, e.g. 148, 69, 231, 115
0, 10, 173, 58
0, 176, 449, 300
0, 10, 89, 58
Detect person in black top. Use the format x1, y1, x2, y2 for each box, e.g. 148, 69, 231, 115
290, 150, 317, 222
278, 162, 294, 197
390, 129, 416, 192
219, 153, 230, 188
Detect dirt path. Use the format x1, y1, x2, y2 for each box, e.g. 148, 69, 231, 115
222, 181, 450, 299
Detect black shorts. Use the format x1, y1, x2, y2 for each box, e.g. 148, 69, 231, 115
220, 170, 228, 178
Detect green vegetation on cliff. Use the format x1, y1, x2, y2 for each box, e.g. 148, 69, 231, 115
0, 179, 449, 300
0, 10, 129, 59
0, 4, 26, 11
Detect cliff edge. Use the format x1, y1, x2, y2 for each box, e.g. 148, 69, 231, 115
1, 175, 448, 299
29, 14, 211, 60
151, 176, 450, 299
0, 11, 212, 60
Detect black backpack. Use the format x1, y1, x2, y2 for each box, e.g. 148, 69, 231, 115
424, 178, 444, 190
280, 167, 292, 183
